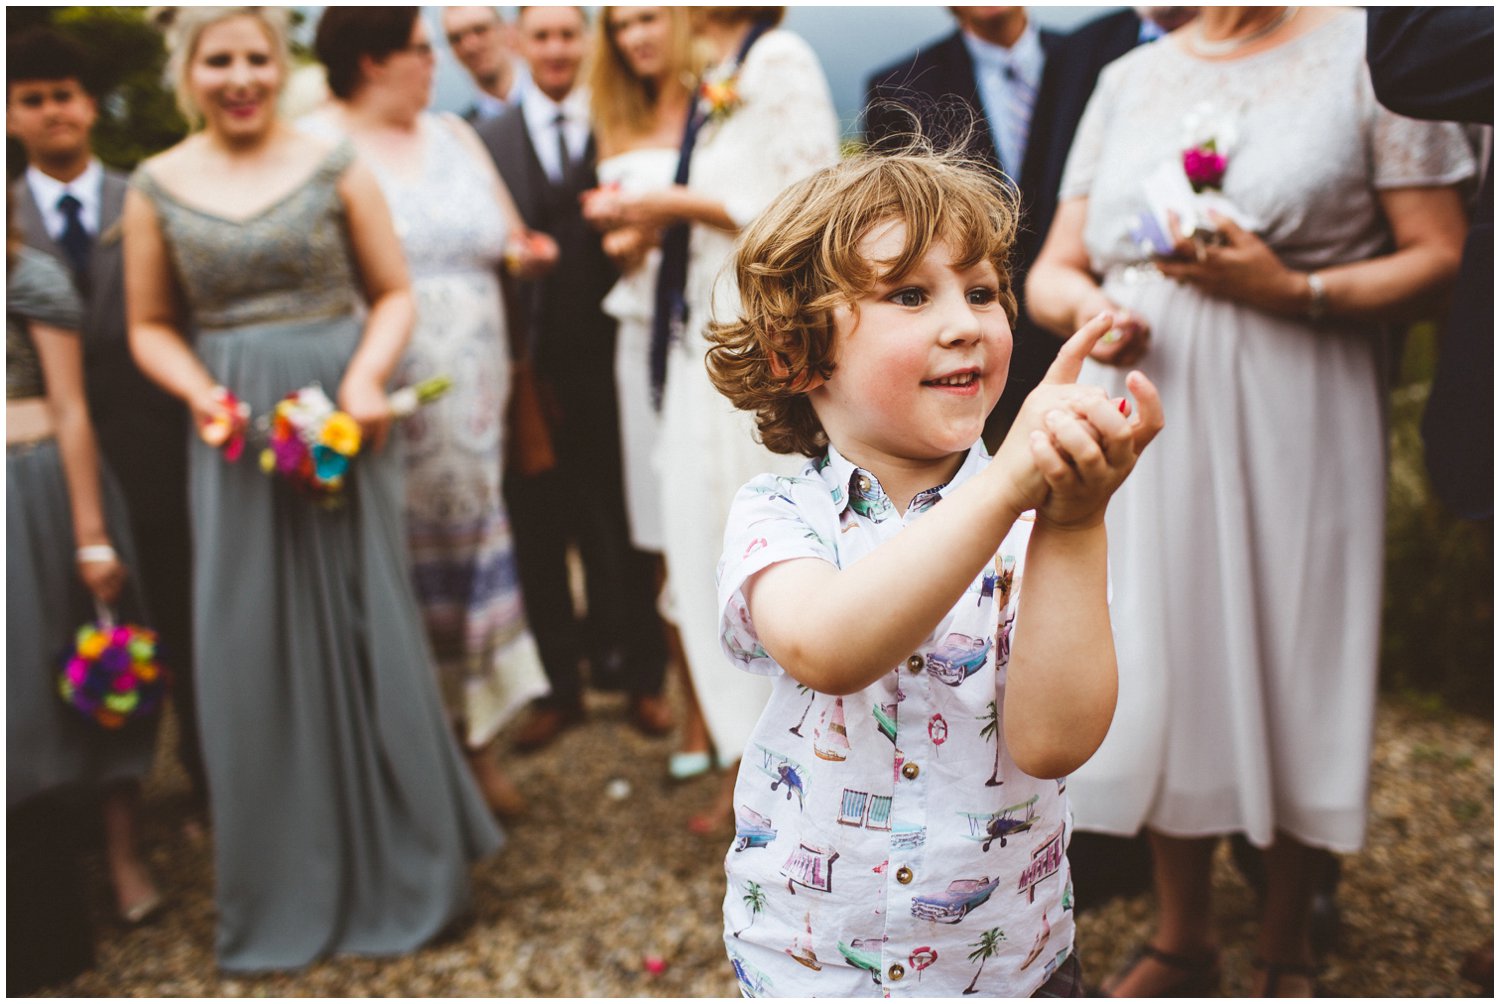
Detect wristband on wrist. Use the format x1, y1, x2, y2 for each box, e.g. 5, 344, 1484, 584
76, 544, 118, 563
1305, 271, 1327, 322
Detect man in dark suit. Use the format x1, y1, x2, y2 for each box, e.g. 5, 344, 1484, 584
7, 28, 204, 808
864, 6, 1191, 442
475, 5, 671, 749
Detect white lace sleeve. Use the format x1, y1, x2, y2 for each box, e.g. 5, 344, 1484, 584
1359, 65, 1477, 190
720, 30, 842, 227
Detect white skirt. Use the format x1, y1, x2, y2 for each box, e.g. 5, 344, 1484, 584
1067, 270, 1388, 854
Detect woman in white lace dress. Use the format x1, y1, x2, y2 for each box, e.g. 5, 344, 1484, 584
307, 8, 557, 817
588, 7, 840, 830
1026, 7, 1472, 995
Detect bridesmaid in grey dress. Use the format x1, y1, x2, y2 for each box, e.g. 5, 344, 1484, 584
7, 243, 162, 923
122, 8, 499, 971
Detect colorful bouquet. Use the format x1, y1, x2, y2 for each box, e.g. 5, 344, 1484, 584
257, 384, 363, 507
57, 613, 169, 729
256, 378, 452, 508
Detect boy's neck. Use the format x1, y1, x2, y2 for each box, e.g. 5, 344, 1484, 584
29, 150, 93, 185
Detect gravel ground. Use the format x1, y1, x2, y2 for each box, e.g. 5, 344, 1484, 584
36, 684, 1492, 997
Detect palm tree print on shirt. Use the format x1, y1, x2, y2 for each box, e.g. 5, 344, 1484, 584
978, 700, 1003, 786
735, 880, 767, 937
963, 926, 1006, 994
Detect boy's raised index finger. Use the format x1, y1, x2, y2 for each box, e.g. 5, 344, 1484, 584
1042, 312, 1113, 385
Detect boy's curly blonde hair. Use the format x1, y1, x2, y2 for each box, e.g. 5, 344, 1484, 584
705, 148, 1019, 457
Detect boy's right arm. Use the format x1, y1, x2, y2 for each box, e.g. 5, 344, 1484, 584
745, 318, 1130, 697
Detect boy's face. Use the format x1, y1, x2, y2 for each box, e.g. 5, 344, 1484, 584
810, 220, 1012, 472
6, 77, 96, 165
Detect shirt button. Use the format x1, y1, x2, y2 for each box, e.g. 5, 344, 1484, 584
902, 761, 920, 780
906, 654, 924, 673
888, 963, 906, 982
896, 866, 913, 884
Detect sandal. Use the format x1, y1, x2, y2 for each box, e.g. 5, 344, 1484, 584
1253, 958, 1320, 997
1101, 943, 1220, 997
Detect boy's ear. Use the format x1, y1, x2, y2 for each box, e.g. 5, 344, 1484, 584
767, 347, 825, 393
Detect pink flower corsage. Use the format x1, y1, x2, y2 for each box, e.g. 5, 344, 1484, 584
1182, 143, 1228, 193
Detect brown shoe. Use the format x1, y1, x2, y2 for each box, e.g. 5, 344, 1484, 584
513, 703, 584, 752
630, 694, 675, 737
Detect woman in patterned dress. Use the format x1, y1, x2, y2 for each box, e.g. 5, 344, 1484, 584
306, 7, 558, 819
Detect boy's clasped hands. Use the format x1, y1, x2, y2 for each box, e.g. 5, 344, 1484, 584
996, 311, 1164, 528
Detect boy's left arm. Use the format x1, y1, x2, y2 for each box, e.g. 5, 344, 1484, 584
1004, 373, 1163, 779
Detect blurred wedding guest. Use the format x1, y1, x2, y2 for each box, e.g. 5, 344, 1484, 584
305, 7, 559, 819
443, 6, 529, 123
123, 6, 500, 971
476, 4, 674, 751
586, 6, 839, 831
581, 6, 709, 781
1026, 6, 1471, 995
7, 27, 206, 822
1367, 6, 1494, 522
7, 226, 163, 947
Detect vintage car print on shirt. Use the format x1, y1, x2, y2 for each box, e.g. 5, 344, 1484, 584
909, 876, 1001, 923
927, 632, 993, 686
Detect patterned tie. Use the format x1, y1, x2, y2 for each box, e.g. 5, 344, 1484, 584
56, 193, 92, 279
999, 60, 1037, 177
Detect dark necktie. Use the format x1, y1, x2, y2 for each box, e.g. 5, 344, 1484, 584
56, 193, 92, 279
553, 111, 572, 183
649, 18, 772, 410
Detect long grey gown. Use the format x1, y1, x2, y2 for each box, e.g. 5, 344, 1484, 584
7, 246, 156, 808
130, 141, 502, 972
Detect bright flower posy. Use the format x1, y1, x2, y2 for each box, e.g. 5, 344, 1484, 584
258, 384, 363, 507
58, 619, 168, 729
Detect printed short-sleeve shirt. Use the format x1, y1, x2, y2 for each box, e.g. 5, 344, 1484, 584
716, 442, 1074, 998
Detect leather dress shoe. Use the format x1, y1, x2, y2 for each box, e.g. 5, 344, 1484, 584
630, 693, 674, 736
513, 703, 585, 752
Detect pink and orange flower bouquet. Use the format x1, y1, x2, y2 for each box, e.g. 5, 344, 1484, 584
58, 607, 169, 730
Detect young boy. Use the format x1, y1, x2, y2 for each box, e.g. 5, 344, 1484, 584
705, 152, 1162, 997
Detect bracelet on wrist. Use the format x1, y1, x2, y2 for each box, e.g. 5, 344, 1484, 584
76, 544, 118, 564
1305, 271, 1327, 322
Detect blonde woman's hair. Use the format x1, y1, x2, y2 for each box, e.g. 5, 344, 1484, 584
706, 146, 1019, 457
588, 7, 698, 157
151, 6, 291, 127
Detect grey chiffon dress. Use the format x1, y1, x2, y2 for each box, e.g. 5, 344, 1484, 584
130, 141, 502, 972
7, 246, 156, 808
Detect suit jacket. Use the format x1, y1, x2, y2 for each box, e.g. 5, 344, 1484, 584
10, 171, 188, 482
474, 104, 618, 378
1367, 6, 1494, 519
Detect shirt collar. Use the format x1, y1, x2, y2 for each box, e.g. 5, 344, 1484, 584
961, 22, 1045, 88
820, 440, 992, 522
27, 158, 102, 216
520, 82, 589, 133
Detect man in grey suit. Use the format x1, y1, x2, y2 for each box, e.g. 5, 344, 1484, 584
7, 28, 205, 810
474, 6, 672, 750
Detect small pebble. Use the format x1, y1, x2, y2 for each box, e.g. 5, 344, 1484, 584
605, 778, 631, 800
